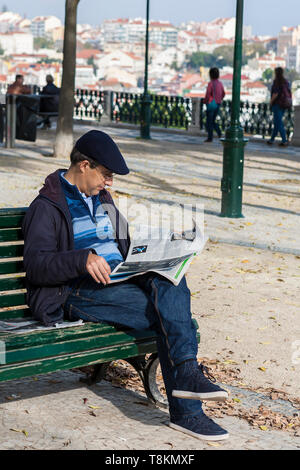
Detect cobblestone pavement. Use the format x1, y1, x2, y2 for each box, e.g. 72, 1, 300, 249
0, 371, 299, 450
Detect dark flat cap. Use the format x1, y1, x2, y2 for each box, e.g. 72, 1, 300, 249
75, 130, 129, 175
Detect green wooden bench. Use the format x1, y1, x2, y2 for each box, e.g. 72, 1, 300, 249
0, 207, 200, 406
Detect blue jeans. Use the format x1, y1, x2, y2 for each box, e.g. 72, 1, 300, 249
63, 271, 203, 420
271, 104, 287, 143
206, 104, 221, 140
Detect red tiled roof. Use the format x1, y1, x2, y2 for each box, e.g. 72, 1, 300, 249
76, 49, 101, 59
246, 81, 267, 89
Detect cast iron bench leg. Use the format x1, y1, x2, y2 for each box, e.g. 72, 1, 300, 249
79, 354, 168, 408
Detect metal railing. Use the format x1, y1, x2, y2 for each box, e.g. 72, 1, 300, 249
0, 85, 295, 143
110, 92, 294, 140
204, 100, 294, 140
111, 92, 192, 130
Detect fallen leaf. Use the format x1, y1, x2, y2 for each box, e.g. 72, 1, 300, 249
88, 405, 100, 410
10, 428, 28, 437
258, 367, 267, 372
260, 426, 268, 431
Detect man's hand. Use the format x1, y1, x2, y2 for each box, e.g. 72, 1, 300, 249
86, 253, 111, 285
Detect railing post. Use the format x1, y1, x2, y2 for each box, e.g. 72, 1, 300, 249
5, 94, 16, 149
188, 98, 201, 134
291, 105, 300, 146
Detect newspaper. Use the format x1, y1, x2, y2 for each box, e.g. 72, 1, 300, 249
110, 221, 207, 286
0, 319, 83, 334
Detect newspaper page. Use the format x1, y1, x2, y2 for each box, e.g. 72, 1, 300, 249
110, 221, 207, 286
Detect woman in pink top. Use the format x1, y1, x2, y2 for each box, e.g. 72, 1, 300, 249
203, 68, 225, 142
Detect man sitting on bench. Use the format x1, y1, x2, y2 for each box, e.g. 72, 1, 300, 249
39, 74, 60, 129
22, 130, 229, 442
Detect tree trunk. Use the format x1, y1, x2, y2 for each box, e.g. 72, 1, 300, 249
53, 0, 80, 158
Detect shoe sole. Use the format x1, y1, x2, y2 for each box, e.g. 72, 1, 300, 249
169, 423, 229, 441
172, 390, 228, 401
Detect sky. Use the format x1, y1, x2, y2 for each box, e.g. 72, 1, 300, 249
2, 0, 300, 37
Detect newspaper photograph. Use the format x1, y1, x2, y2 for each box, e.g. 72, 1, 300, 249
110, 221, 207, 286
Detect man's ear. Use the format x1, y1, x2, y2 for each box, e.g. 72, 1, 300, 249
78, 160, 90, 173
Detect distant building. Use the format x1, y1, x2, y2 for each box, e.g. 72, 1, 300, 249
248, 51, 286, 72
30, 16, 61, 38
0, 11, 23, 33
149, 21, 178, 48
0, 31, 33, 54
277, 25, 300, 56
287, 43, 300, 72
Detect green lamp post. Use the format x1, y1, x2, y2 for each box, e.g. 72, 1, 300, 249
220, 0, 248, 217
140, 0, 151, 139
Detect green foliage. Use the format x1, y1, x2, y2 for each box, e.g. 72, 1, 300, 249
37, 58, 61, 64
83, 42, 95, 49
170, 61, 180, 71
213, 46, 234, 67
186, 41, 267, 72
243, 41, 266, 60
34, 37, 55, 50
87, 55, 98, 75
0, 42, 4, 55
186, 51, 226, 69
262, 68, 273, 82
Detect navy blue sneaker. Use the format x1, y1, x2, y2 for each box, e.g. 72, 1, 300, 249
172, 361, 229, 401
170, 412, 229, 441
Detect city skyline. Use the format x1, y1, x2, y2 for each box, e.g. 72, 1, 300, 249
1, 0, 300, 37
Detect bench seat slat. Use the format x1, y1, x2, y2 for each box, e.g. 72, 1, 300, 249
0, 340, 158, 383
3, 328, 159, 365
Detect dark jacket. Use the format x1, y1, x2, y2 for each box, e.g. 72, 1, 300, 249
40, 83, 60, 113
22, 169, 130, 325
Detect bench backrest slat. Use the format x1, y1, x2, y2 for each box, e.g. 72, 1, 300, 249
0, 292, 27, 308
0, 208, 28, 320
0, 228, 23, 242
0, 277, 26, 291
0, 245, 24, 258
0, 261, 24, 275
0, 215, 25, 228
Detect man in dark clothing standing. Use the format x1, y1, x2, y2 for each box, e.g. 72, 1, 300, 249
23, 130, 229, 441
39, 74, 60, 129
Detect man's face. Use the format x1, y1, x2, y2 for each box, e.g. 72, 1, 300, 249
16, 77, 23, 85
79, 162, 114, 196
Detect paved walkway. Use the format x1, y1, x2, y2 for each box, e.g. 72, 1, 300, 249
0, 371, 298, 450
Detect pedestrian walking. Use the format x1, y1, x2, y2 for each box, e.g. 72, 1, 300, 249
268, 67, 292, 147
204, 67, 225, 142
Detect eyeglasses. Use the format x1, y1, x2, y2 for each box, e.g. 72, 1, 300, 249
102, 171, 114, 181
94, 166, 114, 181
